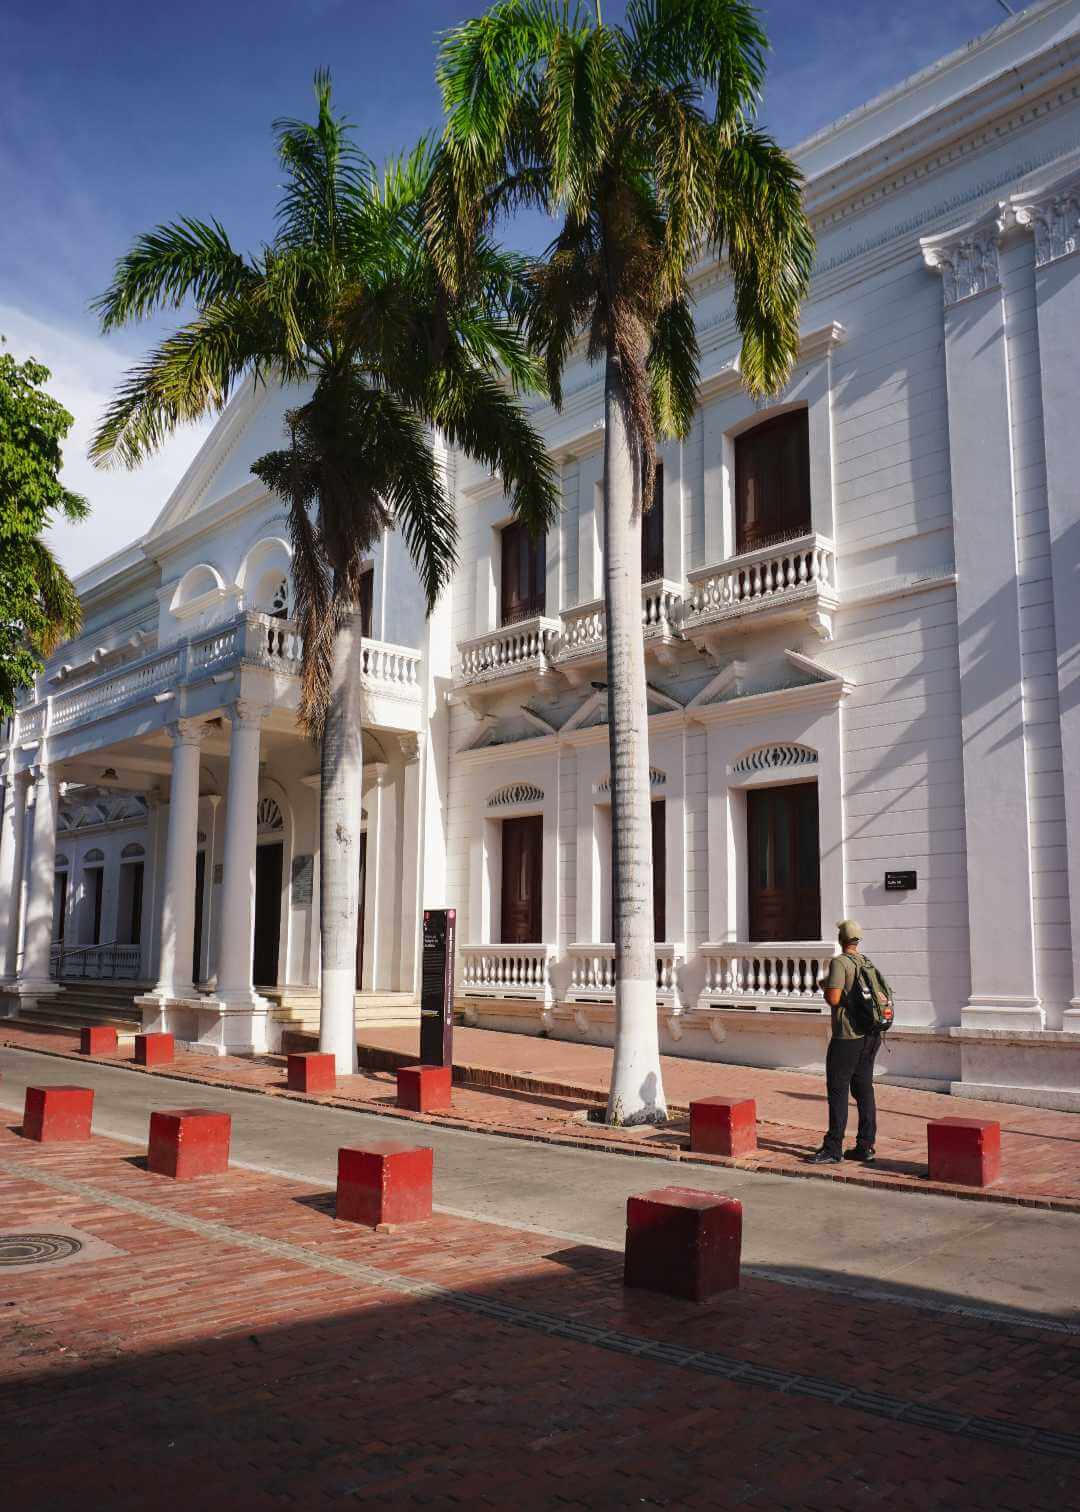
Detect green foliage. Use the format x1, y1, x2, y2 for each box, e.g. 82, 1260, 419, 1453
432, 0, 815, 495
92, 74, 559, 737
0, 345, 87, 719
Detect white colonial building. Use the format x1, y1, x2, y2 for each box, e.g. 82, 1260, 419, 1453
3, 0, 1080, 1108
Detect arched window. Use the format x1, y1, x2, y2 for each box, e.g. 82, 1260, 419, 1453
734, 410, 810, 554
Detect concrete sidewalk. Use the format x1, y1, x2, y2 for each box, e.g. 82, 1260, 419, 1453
4, 1018, 1080, 1211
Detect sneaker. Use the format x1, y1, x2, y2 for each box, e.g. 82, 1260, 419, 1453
807, 1148, 842, 1165
844, 1146, 876, 1163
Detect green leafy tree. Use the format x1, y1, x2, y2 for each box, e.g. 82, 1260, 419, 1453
91, 74, 558, 1070
434, 0, 814, 1123
0, 345, 87, 719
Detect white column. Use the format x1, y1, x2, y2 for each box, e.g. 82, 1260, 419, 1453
21, 766, 61, 989
922, 209, 1040, 1030
215, 702, 267, 1006
151, 720, 206, 1000
0, 773, 30, 980
398, 738, 421, 993
1013, 172, 1080, 1027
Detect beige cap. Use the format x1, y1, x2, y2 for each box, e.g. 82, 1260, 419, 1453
837, 919, 863, 945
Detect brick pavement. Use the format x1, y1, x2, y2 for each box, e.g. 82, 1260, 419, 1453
1, 1117, 1078, 1509
3, 1019, 1080, 1211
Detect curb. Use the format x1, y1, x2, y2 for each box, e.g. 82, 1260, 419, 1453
3, 1031, 1079, 1215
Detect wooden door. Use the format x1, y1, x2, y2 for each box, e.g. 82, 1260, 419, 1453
651, 800, 666, 942
500, 522, 546, 626
734, 410, 811, 553
641, 462, 664, 582
501, 815, 543, 944
54, 871, 68, 944
358, 570, 374, 638
252, 842, 283, 987
747, 784, 820, 942
355, 831, 367, 991
129, 862, 144, 949
192, 850, 205, 982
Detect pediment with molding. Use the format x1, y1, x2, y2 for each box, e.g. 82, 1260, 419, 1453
143, 378, 310, 550
688, 649, 853, 722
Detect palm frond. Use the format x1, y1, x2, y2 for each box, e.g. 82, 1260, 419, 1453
647, 292, 699, 438
710, 126, 813, 395
92, 218, 257, 331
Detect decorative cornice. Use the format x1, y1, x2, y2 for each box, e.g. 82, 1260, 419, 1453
1012, 167, 1080, 266
920, 204, 1009, 306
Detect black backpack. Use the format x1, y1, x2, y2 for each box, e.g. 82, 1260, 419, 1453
847, 955, 895, 1035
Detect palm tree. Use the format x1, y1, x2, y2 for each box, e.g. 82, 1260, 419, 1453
91, 74, 558, 1072
434, 0, 814, 1123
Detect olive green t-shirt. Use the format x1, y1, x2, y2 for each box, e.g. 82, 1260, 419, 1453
825, 951, 866, 1040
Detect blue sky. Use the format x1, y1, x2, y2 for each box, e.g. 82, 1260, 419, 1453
0, 0, 1029, 575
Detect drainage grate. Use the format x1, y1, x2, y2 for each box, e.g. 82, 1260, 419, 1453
0, 1233, 84, 1266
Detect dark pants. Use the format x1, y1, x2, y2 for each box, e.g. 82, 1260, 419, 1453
823, 1034, 881, 1155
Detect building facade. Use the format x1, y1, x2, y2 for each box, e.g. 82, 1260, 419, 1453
2, 0, 1080, 1107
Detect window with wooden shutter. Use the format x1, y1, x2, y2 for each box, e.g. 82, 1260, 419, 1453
641, 462, 664, 582
500, 522, 546, 626
734, 410, 811, 554
746, 783, 820, 942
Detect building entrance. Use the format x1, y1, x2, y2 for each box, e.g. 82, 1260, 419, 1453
253, 842, 283, 987
747, 783, 820, 942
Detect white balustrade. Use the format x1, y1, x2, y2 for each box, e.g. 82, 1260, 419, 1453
457, 616, 560, 684
360, 639, 422, 691
190, 623, 241, 671
557, 581, 684, 669
459, 944, 555, 1003
14, 702, 46, 742
685, 535, 837, 624
49, 648, 183, 731
12, 613, 423, 744
566, 943, 684, 1005
700, 942, 835, 1008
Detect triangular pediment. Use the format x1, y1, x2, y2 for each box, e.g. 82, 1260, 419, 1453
144, 377, 310, 547
689, 649, 853, 713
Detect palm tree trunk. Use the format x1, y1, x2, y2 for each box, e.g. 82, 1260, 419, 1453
319, 606, 366, 1074
602, 354, 667, 1125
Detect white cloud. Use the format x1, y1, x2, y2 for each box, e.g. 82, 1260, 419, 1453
0, 306, 213, 580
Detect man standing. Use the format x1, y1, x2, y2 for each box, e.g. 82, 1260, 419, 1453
809, 920, 881, 1165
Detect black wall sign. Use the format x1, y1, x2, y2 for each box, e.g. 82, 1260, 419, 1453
420, 907, 455, 1067
885, 871, 917, 891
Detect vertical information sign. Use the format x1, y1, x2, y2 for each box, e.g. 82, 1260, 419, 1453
420, 907, 455, 1067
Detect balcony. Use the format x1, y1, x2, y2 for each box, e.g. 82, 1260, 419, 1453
455, 614, 562, 706
682, 533, 838, 653
13, 612, 424, 747
557, 579, 685, 685
699, 941, 834, 1011
459, 944, 556, 1004
565, 942, 684, 1007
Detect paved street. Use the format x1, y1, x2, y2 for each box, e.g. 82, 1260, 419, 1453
2, 1063, 1079, 1509
3, 1042, 1080, 1325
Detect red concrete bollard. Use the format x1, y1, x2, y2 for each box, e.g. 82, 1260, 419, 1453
148, 1109, 232, 1180
927, 1117, 1001, 1187
624, 1186, 742, 1303
80, 1026, 118, 1055
135, 1033, 174, 1067
337, 1141, 433, 1228
287, 1052, 337, 1094
23, 1085, 94, 1143
396, 1064, 453, 1113
689, 1096, 757, 1158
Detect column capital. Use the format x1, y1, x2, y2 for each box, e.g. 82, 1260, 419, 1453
229, 699, 270, 730
920, 205, 1009, 308
1011, 169, 1080, 269
28, 763, 61, 793
166, 718, 209, 748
